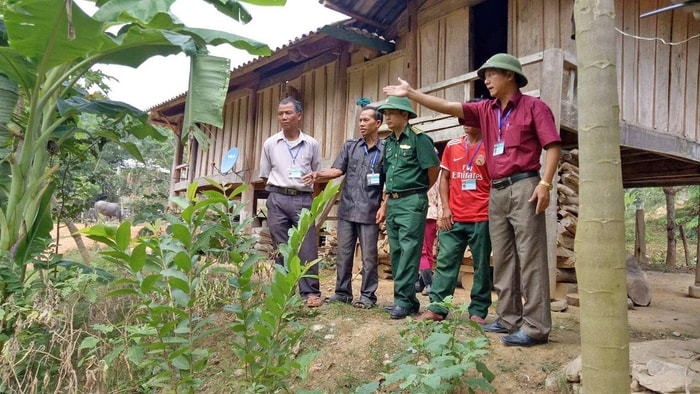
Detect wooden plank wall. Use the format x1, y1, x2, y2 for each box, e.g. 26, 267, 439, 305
616, 0, 699, 141
417, 7, 470, 116
510, 0, 576, 94
344, 6, 470, 132
346, 51, 406, 139
254, 83, 284, 181
510, 0, 699, 144
191, 94, 252, 179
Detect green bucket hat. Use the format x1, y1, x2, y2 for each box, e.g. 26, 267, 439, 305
477, 53, 528, 88
378, 96, 417, 119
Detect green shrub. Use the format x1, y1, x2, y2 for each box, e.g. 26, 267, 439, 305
356, 297, 495, 394
225, 181, 340, 393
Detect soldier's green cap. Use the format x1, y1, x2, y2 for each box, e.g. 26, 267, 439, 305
377, 96, 418, 119
477, 53, 528, 88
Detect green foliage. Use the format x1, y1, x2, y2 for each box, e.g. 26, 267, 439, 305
624, 186, 699, 264
0, 0, 272, 299
78, 180, 254, 393
356, 297, 495, 394
226, 181, 340, 393
623, 189, 639, 212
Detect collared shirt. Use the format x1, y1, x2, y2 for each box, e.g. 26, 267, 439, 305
383, 125, 440, 193
259, 130, 321, 191
331, 138, 385, 224
460, 91, 561, 179
440, 136, 490, 222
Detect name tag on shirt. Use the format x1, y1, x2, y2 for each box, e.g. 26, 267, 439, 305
462, 179, 477, 190
367, 173, 380, 186
493, 142, 505, 156
288, 167, 303, 179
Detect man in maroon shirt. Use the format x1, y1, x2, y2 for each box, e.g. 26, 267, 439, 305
384, 53, 561, 347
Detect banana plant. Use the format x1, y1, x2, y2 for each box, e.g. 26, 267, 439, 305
0, 0, 280, 302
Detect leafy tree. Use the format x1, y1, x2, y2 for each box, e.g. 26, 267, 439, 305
574, 0, 630, 392
0, 0, 278, 339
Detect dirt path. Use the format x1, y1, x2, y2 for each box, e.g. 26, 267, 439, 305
296, 266, 699, 393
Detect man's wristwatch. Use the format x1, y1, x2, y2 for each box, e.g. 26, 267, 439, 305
539, 180, 553, 191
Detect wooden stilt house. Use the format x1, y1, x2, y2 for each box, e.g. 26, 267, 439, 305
149, 0, 700, 294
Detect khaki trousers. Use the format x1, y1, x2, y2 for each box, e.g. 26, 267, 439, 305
489, 176, 551, 341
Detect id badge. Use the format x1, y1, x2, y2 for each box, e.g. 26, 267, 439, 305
462, 179, 477, 191
493, 142, 505, 156
288, 167, 303, 179
367, 173, 380, 186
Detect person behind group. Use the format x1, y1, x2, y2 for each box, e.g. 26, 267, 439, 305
416, 117, 492, 324
376, 96, 441, 319
384, 53, 561, 346
416, 162, 441, 296
302, 105, 385, 309
260, 97, 323, 308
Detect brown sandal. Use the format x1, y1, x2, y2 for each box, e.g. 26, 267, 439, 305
306, 295, 323, 308
352, 301, 376, 309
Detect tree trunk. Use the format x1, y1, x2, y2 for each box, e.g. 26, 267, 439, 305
574, 1, 630, 392
634, 208, 647, 263
63, 219, 92, 265
663, 187, 678, 265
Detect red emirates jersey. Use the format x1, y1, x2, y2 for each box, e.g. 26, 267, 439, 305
440, 136, 490, 222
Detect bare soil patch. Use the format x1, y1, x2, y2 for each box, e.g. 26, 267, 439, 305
295, 265, 699, 393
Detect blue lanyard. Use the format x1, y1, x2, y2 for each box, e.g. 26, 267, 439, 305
497, 107, 512, 141
463, 138, 483, 172
364, 145, 379, 173
285, 140, 302, 165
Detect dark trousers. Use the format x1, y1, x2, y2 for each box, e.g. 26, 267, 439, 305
266, 192, 320, 298
386, 193, 428, 310
427, 221, 492, 318
335, 219, 379, 304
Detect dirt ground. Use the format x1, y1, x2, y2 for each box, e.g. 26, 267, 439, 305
295, 265, 700, 393
53, 226, 700, 393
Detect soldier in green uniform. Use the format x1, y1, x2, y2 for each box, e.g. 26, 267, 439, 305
377, 96, 440, 319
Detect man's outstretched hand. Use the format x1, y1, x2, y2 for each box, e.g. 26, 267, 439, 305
383, 77, 411, 97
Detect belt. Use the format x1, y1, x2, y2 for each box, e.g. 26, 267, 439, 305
266, 185, 311, 196
491, 171, 540, 190
387, 189, 427, 199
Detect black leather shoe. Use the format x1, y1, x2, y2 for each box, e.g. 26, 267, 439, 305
385, 304, 419, 313
480, 319, 510, 333
501, 330, 547, 347
390, 305, 412, 319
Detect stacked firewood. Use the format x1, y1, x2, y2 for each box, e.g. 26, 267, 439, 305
556, 149, 579, 284
251, 225, 274, 258
376, 223, 393, 279
319, 227, 338, 261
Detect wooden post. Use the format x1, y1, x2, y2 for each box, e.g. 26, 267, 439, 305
169, 127, 184, 204
679, 224, 690, 267
405, 0, 419, 87
634, 208, 647, 263
540, 49, 564, 300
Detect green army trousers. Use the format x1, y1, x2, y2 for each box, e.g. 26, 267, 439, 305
427, 221, 492, 318
386, 193, 428, 310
